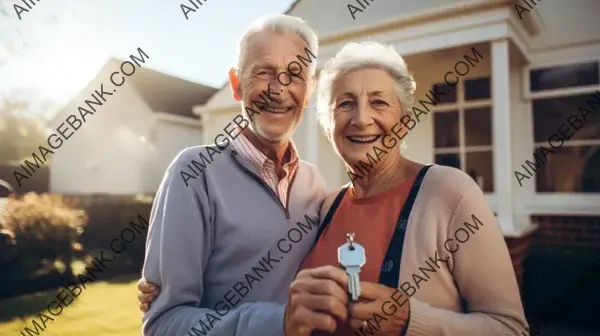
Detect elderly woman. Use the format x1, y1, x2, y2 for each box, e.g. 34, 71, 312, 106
137, 41, 527, 336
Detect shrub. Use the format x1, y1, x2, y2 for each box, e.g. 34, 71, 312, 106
1, 192, 87, 276
0, 228, 17, 266
65, 193, 154, 275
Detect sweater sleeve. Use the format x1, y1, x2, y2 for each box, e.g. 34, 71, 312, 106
141, 151, 285, 336
405, 184, 529, 336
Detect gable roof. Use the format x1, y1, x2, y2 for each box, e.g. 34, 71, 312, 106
283, 0, 303, 16
49, 58, 218, 123
109, 58, 218, 119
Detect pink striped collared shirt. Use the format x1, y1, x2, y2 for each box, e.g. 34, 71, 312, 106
231, 132, 300, 209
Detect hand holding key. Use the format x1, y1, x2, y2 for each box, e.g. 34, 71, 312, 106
347, 281, 411, 335
285, 265, 349, 335
339, 234, 410, 335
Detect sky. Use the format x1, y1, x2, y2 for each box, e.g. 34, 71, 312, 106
0, 0, 296, 117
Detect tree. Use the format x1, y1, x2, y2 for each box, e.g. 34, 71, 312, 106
0, 0, 59, 71
0, 0, 26, 71
0, 98, 48, 163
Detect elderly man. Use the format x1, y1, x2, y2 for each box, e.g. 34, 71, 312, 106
141, 14, 325, 336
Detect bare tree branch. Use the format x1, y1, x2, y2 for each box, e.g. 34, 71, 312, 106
0, 0, 62, 71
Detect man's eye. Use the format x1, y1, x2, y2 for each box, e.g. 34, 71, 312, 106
372, 99, 387, 105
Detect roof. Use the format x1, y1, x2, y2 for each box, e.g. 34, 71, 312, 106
49, 58, 218, 123
109, 58, 218, 119
284, 0, 302, 15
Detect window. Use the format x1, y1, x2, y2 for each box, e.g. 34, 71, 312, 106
433, 77, 494, 192
529, 61, 600, 193
530, 62, 598, 92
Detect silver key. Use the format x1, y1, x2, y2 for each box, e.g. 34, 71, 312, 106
338, 233, 366, 301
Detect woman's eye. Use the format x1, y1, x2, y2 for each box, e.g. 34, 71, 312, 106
338, 101, 355, 109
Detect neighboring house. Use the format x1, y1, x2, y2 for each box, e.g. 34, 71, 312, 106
48, 58, 217, 194
194, 0, 600, 326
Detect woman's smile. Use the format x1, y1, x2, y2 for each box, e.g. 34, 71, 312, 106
346, 135, 381, 144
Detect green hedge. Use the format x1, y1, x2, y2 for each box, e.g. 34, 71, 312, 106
0, 193, 86, 276
65, 194, 154, 275
0, 193, 154, 298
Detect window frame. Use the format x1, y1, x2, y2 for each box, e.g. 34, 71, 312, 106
522, 58, 600, 214
522, 59, 600, 100
432, 76, 493, 192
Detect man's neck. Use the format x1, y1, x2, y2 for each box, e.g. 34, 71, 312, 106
242, 128, 290, 169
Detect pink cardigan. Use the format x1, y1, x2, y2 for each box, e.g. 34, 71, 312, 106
320, 165, 528, 335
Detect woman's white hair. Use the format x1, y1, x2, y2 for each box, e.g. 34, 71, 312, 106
316, 41, 416, 133
234, 14, 319, 78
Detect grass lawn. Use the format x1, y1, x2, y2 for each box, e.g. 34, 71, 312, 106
2, 275, 597, 336
0, 275, 142, 336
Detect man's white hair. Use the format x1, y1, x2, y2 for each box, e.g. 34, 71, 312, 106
316, 41, 416, 133
234, 14, 319, 78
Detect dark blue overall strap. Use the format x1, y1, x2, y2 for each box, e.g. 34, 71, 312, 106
313, 185, 349, 247
378, 165, 433, 287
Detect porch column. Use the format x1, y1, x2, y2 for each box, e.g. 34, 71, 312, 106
201, 111, 212, 146
491, 38, 516, 233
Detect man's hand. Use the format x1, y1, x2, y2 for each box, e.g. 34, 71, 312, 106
284, 265, 349, 336
349, 282, 410, 335
137, 278, 161, 312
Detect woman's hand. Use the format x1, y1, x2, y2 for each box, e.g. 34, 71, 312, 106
284, 265, 349, 336
137, 278, 161, 312
349, 282, 410, 336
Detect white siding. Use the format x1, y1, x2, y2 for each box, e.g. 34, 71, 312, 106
49, 76, 204, 195
529, 0, 600, 51
147, 119, 203, 192
49, 80, 155, 194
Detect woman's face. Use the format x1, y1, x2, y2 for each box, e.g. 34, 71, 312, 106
329, 67, 403, 170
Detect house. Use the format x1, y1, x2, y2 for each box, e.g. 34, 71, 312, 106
193, 0, 600, 329
47, 58, 217, 194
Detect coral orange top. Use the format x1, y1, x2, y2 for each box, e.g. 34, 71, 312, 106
299, 178, 415, 335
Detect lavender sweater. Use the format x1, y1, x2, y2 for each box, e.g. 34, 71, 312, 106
141, 144, 327, 336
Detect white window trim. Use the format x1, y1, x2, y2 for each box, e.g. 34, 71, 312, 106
432, 77, 493, 194
521, 59, 600, 100
522, 59, 600, 214
526, 195, 600, 216
534, 139, 600, 148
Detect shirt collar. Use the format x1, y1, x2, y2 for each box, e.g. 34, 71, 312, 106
231, 130, 300, 172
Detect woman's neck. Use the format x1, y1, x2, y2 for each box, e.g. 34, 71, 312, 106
352, 156, 417, 198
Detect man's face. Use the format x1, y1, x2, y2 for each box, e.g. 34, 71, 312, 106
231, 31, 315, 143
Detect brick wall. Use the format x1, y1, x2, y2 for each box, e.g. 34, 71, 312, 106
505, 233, 534, 289
520, 215, 600, 328
504, 215, 600, 292
531, 215, 600, 250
